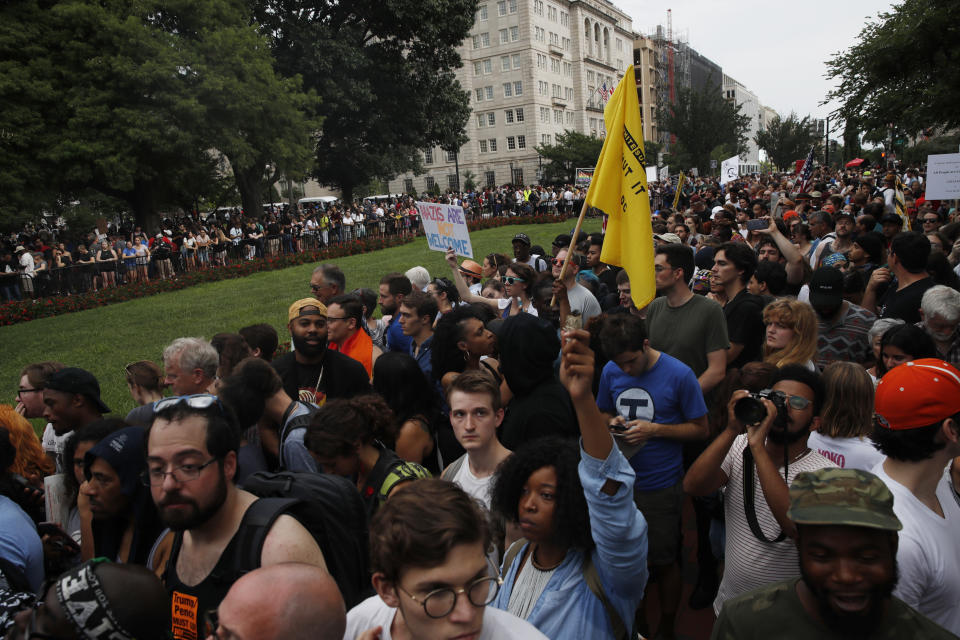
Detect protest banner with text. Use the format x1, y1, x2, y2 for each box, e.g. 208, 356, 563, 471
415, 202, 474, 258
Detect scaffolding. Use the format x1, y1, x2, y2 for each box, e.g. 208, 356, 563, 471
651, 10, 690, 152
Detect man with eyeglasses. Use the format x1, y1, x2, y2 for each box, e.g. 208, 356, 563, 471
345, 479, 546, 640
549, 248, 601, 327
326, 294, 382, 379
147, 394, 326, 640
684, 365, 833, 616
308, 263, 345, 304
14, 361, 65, 470
920, 211, 943, 233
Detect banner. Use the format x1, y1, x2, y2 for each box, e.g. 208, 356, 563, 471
925, 153, 960, 199
575, 167, 594, 188
584, 64, 655, 310
658, 165, 669, 182
415, 202, 474, 258
646, 166, 658, 183
720, 156, 739, 185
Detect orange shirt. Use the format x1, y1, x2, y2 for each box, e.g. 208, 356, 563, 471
329, 328, 374, 378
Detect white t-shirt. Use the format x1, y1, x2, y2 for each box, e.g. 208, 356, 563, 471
497, 297, 538, 317
715, 435, 833, 614
343, 595, 547, 640
806, 432, 884, 472
42, 424, 71, 473
872, 463, 960, 636
451, 458, 494, 511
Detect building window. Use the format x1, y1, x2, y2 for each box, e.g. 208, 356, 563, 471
503, 82, 512, 97
540, 107, 549, 123
513, 167, 523, 184
550, 31, 559, 45
507, 136, 516, 150
537, 53, 546, 69
446, 150, 456, 162
425, 176, 435, 191
548, 6, 557, 21
477, 114, 485, 127
505, 109, 514, 123
535, 27, 544, 42
501, 55, 510, 71
517, 135, 526, 149
477, 4, 487, 20
515, 108, 524, 122
485, 86, 493, 100
479, 140, 488, 153
481, 32, 490, 47
554, 109, 563, 124
566, 111, 574, 124
499, 29, 508, 44
472, 35, 481, 50
483, 59, 492, 73
511, 54, 521, 69
551, 58, 560, 73
488, 138, 497, 152
552, 83, 561, 97
560, 11, 568, 26
485, 170, 496, 187
616, 38, 622, 51
562, 36, 570, 50
474, 61, 482, 76
565, 86, 573, 100
508, 0, 516, 13
497, 0, 505, 16
475, 88, 483, 102
510, 26, 519, 42
448, 174, 458, 190
538, 80, 548, 96
424, 149, 434, 164
514, 81, 522, 95
533, 0, 544, 15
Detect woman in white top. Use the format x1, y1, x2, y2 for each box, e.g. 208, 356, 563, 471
807, 361, 884, 471
445, 249, 537, 318
342, 210, 355, 242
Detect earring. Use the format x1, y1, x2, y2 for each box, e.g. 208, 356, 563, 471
464, 349, 471, 363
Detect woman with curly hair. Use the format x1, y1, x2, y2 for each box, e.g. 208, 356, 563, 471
0, 405, 54, 488
304, 393, 431, 518
431, 304, 501, 392
762, 298, 818, 370
489, 328, 648, 640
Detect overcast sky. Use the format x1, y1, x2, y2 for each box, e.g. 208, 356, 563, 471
617, 0, 896, 134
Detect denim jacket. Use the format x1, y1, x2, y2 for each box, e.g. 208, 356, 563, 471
492, 442, 649, 639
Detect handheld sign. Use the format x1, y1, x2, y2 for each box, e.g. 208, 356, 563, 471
720, 155, 739, 185
925, 153, 960, 199
415, 201, 474, 259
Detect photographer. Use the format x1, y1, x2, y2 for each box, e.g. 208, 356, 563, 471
683, 365, 833, 616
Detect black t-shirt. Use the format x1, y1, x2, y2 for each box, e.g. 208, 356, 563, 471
723, 288, 765, 369
877, 276, 934, 324
272, 349, 370, 405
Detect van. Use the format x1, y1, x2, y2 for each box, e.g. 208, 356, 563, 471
298, 196, 339, 212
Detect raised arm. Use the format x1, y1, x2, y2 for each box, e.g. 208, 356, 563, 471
756, 217, 804, 285
444, 248, 499, 311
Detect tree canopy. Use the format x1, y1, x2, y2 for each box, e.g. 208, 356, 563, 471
658, 85, 750, 176
824, 0, 960, 136
754, 113, 817, 171
535, 130, 604, 185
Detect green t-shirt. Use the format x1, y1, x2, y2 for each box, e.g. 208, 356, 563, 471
711, 578, 957, 640
645, 293, 729, 378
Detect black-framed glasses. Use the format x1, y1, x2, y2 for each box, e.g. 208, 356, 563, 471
17, 387, 42, 397
325, 316, 349, 322
922, 218, 939, 224
153, 394, 224, 414
141, 457, 218, 486
503, 276, 525, 285
396, 575, 503, 619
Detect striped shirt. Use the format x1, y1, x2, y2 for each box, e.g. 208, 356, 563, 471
715, 435, 833, 615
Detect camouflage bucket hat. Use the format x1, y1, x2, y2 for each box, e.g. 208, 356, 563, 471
788, 468, 902, 531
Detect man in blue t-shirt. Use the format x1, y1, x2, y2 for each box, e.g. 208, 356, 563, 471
596, 314, 708, 640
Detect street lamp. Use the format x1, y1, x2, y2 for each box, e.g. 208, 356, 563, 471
509, 161, 514, 187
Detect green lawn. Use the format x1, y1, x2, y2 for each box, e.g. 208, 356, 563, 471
3, 219, 601, 426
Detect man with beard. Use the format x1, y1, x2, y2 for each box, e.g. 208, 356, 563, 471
81, 426, 164, 566
146, 394, 325, 640
710, 468, 956, 639
41, 367, 110, 441
684, 365, 833, 615
270, 298, 370, 406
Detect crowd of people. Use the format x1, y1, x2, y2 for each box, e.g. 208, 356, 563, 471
2, 161, 960, 640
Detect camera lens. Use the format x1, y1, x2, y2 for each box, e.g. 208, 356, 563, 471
734, 396, 766, 425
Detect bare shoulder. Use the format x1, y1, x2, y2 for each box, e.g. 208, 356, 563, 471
261, 513, 328, 571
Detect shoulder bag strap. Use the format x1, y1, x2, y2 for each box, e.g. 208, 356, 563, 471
742, 446, 786, 543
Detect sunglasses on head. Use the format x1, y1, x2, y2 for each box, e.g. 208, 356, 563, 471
154, 394, 224, 414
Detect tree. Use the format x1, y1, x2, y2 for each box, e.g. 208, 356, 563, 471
253, 0, 476, 204
536, 130, 604, 185
658, 86, 750, 176
824, 0, 960, 136
755, 113, 817, 171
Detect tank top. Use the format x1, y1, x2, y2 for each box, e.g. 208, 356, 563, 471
163, 522, 247, 640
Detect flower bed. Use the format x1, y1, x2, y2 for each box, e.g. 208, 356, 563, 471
467, 213, 569, 231
0, 236, 412, 326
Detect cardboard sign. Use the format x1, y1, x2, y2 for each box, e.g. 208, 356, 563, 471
720, 156, 739, 185
415, 202, 474, 258
925, 153, 960, 199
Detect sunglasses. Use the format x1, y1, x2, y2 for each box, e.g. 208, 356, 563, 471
503, 276, 525, 285
154, 394, 224, 413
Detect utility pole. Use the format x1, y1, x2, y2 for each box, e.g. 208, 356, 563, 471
824, 116, 830, 168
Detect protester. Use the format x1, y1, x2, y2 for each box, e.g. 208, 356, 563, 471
42, 367, 111, 440
0, 427, 44, 593
123, 360, 164, 426
863, 232, 935, 323
430, 305, 501, 392
379, 273, 414, 354
809, 267, 877, 369
446, 248, 538, 318
238, 322, 279, 362
712, 242, 765, 368
326, 294, 382, 379
919, 285, 960, 367
877, 324, 938, 378
550, 248, 602, 326
309, 263, 346, 304
162, 337, 218, 396
762, 299, 819, 370
397, 291, 438, 381
15, 361, 65, 468
372, 353, 440, 471
871, 359, 960, 635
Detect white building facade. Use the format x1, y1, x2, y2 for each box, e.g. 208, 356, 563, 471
387, 0, 633, 194
722, 74, 761, 174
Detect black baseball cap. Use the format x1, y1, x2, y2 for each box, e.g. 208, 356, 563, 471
512, 233, 531, 246
552, 234, 572, 248
809, 267, 844, 309
45, 368, 111, 414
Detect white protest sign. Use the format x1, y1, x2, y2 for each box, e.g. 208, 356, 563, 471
658, 165, 669, 181
925, 153, 960, 199
646, 166, 658, 183
720, 155, 739, 185
415, 201, 474, 258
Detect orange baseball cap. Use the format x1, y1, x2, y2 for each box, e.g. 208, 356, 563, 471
875, 359, 960, 430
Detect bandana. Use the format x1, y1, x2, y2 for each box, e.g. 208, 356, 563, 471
56, 560, 133, 639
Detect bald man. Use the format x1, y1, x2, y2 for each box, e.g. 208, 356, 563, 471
208, 563, 346, 640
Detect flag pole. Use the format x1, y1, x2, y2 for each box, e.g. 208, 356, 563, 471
550, 198, 590, 306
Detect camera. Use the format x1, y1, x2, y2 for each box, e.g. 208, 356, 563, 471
734, 389, 788, 428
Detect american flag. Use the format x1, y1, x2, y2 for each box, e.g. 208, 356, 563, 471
796, 146, 815, 193
600, 81, 609, 100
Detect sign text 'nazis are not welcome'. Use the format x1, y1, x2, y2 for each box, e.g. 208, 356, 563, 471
415, 201, 474, 258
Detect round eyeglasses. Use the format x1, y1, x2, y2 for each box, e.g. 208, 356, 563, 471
397, 575, 502, 618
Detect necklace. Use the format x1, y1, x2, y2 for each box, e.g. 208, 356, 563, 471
531, 545, 564, 571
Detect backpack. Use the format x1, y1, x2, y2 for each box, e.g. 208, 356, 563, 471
440, 453, 467, 481
502, 539, 631, 640
278, 402, 317, 471
239, 471, 372, 609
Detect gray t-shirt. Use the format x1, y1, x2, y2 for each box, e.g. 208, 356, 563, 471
566, 282, 602, 325
645, 294, 730, 378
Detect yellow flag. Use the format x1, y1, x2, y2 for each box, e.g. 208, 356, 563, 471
587, 65, 654, 310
